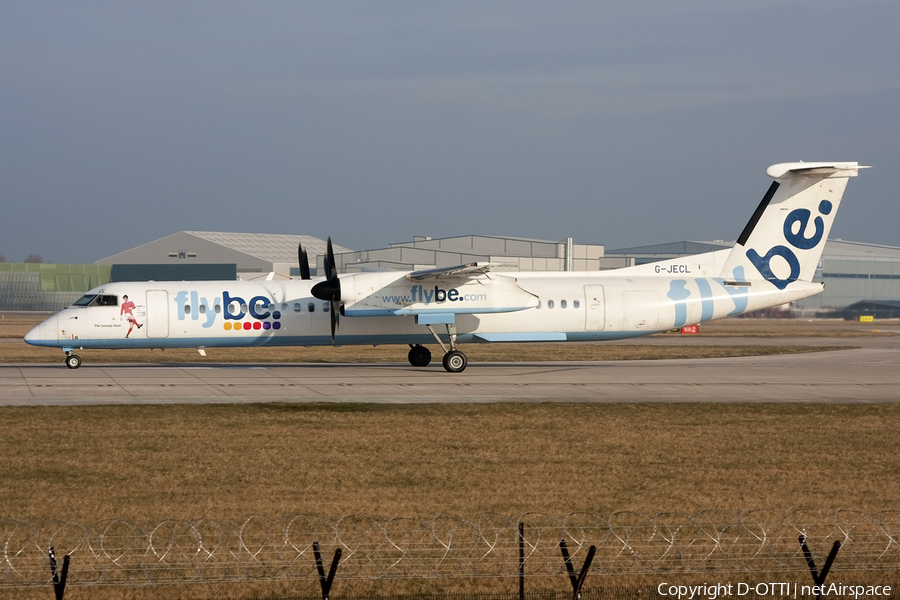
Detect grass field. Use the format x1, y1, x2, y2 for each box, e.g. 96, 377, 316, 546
4, 402, 899, 522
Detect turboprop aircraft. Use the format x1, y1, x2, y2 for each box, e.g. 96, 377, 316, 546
25, 161, 867, 372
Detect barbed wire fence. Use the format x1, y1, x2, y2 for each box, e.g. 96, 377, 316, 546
3, 510, 900, 590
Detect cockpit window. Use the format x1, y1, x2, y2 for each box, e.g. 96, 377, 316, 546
72, 294, 98, 307
71, 294, 118, 307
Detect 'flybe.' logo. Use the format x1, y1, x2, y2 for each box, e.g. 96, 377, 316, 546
380, 285, 488, 305
745, 200, 832, 290
174, 291, 282, 331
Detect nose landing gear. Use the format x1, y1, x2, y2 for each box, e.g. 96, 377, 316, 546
64, 352, 82, 369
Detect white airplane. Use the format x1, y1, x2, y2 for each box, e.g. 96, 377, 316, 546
26, 161, 866, 372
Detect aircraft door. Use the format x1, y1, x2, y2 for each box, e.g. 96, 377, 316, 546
584, 285, 605, 330
145, 290, 169, 338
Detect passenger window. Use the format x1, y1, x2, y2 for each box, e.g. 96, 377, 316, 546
241, 303, 248, 313
561, 300, 567, 309
214, 304, 221, 313
184, 304, 191, 314
308, 302, 315, 313
573, 299, 580, 309
282, 303, 288, 311
293, 302, 302, 312
199, 305, 206, 314
230, 302, 241, 314
323, 302, 330, 312
547, 300, 555, 309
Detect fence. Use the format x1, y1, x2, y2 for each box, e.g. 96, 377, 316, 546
0, 272, 81, 312
3, 510, 900, 591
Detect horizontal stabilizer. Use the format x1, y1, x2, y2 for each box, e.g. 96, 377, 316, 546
765, 162, 869, 179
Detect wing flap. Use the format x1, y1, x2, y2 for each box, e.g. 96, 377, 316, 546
406, 262, 514, 282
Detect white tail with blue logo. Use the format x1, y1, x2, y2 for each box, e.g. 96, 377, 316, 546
721, 162, 867, 289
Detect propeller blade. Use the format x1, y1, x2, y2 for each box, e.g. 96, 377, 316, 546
330, 301, 338, 343
310, 237, 342, 344
326, 237, 338, 281
297, 241, 311, 280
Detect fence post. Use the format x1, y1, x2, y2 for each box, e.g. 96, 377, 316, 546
312, 541, 342, 600
799, 534, 841, 600
518, 522, 525, 600
559, 539, 596, 600
48, 547, 70, 600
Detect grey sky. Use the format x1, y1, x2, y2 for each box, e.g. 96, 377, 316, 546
2, 1, 898, 264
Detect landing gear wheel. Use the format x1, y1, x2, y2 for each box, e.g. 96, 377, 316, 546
65, 354, 82, 369
442, 350, 467, 373
408, 345, 432, 367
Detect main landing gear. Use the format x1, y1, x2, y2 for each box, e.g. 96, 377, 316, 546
417, 322, 468, 373
65, 352, 82, 369
408, 344, 432, 367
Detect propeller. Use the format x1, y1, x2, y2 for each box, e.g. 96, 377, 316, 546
311, 237, 341, 343
297, 240, 311, 280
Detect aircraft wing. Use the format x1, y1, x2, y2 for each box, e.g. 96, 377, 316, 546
406, 262, 514, 282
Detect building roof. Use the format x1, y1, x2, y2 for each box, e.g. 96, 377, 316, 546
96, 232, 352, 266
181, 232, 352, 263
606, 239, 900, 260
606, 241, 731, 256
819, 239, 900, 259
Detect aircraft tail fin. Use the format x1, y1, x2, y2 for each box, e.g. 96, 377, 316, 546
719, 162, 867, 289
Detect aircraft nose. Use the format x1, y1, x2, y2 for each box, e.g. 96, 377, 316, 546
24, 324, 41, 345
24, 316, 57, 346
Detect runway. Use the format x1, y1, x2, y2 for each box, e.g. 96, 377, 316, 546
2, 337, 898, 405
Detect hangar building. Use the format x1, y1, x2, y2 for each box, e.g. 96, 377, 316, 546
324, 235, 633, 273
95, 232, 351, 280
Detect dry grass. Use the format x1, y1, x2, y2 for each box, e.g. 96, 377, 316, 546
3, 403, 900, 598
3, 402, 898, 522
